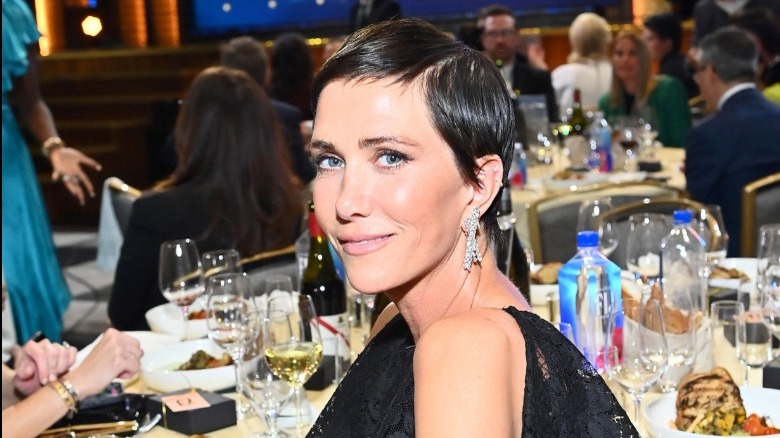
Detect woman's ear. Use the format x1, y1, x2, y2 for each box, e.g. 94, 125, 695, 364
469, 154, 504, 214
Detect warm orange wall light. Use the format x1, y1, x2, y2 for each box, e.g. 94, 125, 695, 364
34, 0, 51, 55
81, 15, 102, 37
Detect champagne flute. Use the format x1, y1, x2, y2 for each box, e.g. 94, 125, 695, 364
159, 239, 205, 340
243, 308, 291, 437
577, 197, 618, 257
604, 299, 668, 431
264, 293, 323, 436
626, 213, 670, 286
202, 248, 243, 279
206, 273, 254, 418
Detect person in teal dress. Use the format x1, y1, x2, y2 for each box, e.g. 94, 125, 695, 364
2, 0, 101, 342
599, 30, 691, 147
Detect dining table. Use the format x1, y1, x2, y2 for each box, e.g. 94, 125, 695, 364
510, 146, 687, 251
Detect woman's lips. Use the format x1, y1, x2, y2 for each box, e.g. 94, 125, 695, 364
339, 234, 392, 256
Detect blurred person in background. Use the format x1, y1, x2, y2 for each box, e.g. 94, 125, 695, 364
599, 30, 691, 147
109, 67, 302, 330
643, 13, 699, 98
479, 4, 558, 122
3, 0, 101, 344
221, 36, 315, 184
730, 8, 780, 89
685, 27, 780, 256
552, 12, 613, 112
2, 328, 141, 438
349, 0, 402, 33
306, 18, 637, 437
270, 32, 315, 120
690, 0, 780, 46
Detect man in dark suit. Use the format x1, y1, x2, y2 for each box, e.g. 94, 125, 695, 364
691, 0, 780, 46
685, 27, 780, 256
220, 36, 315, 184
478, 4, 558, 122
349, 0, 401, 33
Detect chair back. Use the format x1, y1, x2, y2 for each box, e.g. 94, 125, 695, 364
527, 180, 682, 264
241, 245, 298, 293
741, 172, 780, 257
107, 177, 142, 235
598, 197, 710, 269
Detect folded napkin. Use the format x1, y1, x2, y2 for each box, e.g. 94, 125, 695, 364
96, 178, 123, 272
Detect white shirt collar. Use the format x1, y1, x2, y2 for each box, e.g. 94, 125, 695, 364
717, 82, 756, 110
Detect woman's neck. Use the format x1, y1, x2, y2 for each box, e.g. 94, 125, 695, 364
622, 79, 638, 95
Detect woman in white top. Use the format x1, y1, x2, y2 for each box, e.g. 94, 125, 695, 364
552, 12, 613, 114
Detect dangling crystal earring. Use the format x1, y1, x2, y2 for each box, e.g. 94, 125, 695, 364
463, 207, 482, 271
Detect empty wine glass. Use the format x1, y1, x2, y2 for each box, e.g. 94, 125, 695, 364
577, 197, 618, 257
264, 293, 323, 436
202, 249, 243, 279
159, 239, 205, 340
604, 299, 668, 431
206, 273, 254, 418
711, 300, 745, 385
737, 281, 774, 387
626, 214, 670, 286
636, 106, 659, 159
653, 283, 696, 393
243, 308, 291, 437
691, 205, 729, 271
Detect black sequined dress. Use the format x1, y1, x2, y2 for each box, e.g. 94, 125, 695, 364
307, 306, 639, 437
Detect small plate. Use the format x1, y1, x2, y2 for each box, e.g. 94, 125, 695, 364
141, 339, 235, 393
708, 258, 757, 290
145, 296, 209, 340
644, 387, 780, 437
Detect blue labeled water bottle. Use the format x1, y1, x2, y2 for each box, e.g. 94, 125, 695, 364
558, 231, 623, 371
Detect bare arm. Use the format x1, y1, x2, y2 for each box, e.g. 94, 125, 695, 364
9, 46, 101, 205
414, 311, 525, 437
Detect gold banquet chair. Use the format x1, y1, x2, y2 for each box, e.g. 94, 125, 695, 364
106, 177, 142, 236
527, 181, 683, 264
741, 172, 780, 257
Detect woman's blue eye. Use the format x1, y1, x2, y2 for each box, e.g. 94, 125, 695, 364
317, 155, 344, 169
378, 152, 406, 167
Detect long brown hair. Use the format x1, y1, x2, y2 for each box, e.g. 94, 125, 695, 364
160, 66, 302, 255
608, 30, 657, 112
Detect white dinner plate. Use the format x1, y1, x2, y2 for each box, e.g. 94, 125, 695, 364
145, 295, 209, 340
541, 172, 609, 193
141, 338, 235, 393
644, 387, 780, 438
709, 257, 757, 290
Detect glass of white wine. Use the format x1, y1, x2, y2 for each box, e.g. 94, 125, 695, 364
159, 239, 205, 340
604, 299, 668, 431
264, 293, 323, 436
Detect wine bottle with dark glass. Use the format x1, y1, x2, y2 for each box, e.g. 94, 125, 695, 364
495, 182, 531, 301
564, 88, 590, 169
300, 201, 349, 388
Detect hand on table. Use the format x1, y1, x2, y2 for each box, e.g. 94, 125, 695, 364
65, 328, 142, 399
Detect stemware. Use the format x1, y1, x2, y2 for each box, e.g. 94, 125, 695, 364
625, 213, 670, 286
159, 239, 205, 340
206, 273, 254, 418
613, 116, 642, 171
202, 249, 243, 279
653, 283, 696, 393
737, 281, 774, 387
636, 106, 659, 159
757, 224, 780, 340
243, 308, 291, 438
577, 197, 618, 257
264, 293, 323, 436
604, 299, 668, 431
691, 205, 729, 272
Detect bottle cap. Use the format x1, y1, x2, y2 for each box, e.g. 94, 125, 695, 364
576, 230, 599, 247
673, 209, 692, 225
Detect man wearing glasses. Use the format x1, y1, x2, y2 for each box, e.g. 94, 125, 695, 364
685, 26, 780, 256
478, 4, 558, 122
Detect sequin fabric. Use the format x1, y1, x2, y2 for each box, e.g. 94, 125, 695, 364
307, 307, 639, 437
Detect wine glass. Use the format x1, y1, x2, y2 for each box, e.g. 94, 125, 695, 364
614, 117, 642, 172
159, 239, 205, 340
242, 308, 291, 437
604, 299, 668, 431
626, 214, 670, 286
737, 281, 774, 387
691, 205, 729, 272
654, 283, 697, 393
264, 292, 323, 436
206, 273, 254, 418
711, 300, 745, 385
202, 248, 243, 279
577, 197, 618, 257
636, 106, 659, 159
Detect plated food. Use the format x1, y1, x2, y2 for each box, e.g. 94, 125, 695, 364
675, 367, 746, 435
710, 266, 750, 281
141, 339, 235, 392
176, 350, 233, 371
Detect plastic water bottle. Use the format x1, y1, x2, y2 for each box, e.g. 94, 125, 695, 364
558, 231, 623, 371
509, 142, 527, 188
590, 111, 612, 172
660, 210, 708, 314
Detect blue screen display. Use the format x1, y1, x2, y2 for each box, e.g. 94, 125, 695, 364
184, 0, 618, 38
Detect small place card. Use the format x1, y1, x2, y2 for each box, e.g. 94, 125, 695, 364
161, 391, 210, 412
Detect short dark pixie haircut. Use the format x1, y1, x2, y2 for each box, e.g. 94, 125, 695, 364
311, 18, 515, 251
644, 13, 683, 51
